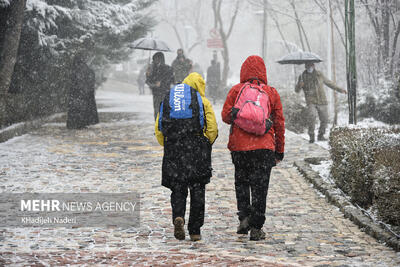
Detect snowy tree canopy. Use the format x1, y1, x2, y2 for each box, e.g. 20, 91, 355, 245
0, 0, 12, 8
24, 0, 155, 60
0, 0, 156, 124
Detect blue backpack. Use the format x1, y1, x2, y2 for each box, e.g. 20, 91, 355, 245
159, 83, 205, 139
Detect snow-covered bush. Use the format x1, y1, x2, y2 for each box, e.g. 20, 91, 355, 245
373, 147, 400, 226
279, 91, 307, 134
330, 126, 400, 227
358, 77, 400, 125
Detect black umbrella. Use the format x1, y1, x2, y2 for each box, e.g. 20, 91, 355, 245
277, 51, 322, 65
130, 37, 172, 52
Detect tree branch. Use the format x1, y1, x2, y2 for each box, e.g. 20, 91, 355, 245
390, 19, 400, 74
170, 23, 184, 50
360, 0, 380, 37
267, 8, 291, 53
226, 0, 240, 40
312, 0, 326, 13
188, 40, 203, 53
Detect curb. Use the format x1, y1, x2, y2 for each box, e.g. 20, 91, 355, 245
0, 113, 65, 143
294, 158, 400, 252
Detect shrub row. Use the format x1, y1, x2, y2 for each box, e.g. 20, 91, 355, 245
279, 91, 307, 134
329, 126, 400, 227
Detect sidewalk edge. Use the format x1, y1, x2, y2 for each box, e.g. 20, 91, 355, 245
0, 113, 65, 143
294, 160, 400, 252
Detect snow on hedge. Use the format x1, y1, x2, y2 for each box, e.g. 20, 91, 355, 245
0, 0, 12, 8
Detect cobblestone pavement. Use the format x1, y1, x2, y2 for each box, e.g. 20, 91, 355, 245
0, 89, 399, 266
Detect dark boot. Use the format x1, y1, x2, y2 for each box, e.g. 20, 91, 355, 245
236, 217, 250, 234
250, 228, 266, 241
190, 234, 201, 241
173, 217, 185, 240
309, 134, 315, 143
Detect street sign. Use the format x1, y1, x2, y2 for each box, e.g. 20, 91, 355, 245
207, 28, 223, 48
207, 38, 223, 48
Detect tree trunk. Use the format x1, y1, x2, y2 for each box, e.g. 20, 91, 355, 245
381, 0, 390, 77
212, 0, 239, 89
345, 0, 357, 124
0, 0, 26, 127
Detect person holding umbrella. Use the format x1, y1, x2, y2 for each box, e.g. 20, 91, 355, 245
146, 52, 174, 120
295, 62, 347, 143
130, 37, 174, 120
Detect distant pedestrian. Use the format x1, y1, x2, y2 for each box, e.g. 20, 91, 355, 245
137, 64, 147, 95
191, 62, 204, 78
171, 48, 192, 83
221, 55, 285, 241
67, 53, 99, 129
206, 59, 221, 104
146, 52, 174, 120
155, 72, 218, 241
295, 62, 347, 143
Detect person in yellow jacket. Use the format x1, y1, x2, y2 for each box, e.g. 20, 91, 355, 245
155, 72, 218, 242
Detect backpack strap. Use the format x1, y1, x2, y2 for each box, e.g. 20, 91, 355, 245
158, 101, 164, 132
196, 92, 205, 130
160, 88, 172, 135
248, 77, 260, 85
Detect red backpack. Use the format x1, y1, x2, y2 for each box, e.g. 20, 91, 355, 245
231, 78, 272, 135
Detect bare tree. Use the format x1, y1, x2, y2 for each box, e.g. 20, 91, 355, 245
161, 0, 205, 55
247, 0, 291, 52
0, 0, 26, 127
289, 0, 312, 51
312, 0, 346, 47
212, 0, 240, 88
360, 0, 400, 77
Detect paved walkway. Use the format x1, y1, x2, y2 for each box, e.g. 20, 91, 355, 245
0, 88, 399, 266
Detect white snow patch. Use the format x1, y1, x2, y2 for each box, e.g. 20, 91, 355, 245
349, 117, 393, 129
0, 0, 11, 7
0, 122, 24, 134
96, 90, 153, 114
310, 160, 335, 185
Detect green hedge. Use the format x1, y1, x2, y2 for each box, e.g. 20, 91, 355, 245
329, 127, 400, 227
279, 91, 307, 134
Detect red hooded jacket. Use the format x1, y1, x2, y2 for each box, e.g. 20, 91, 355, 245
221, 55, 285, 153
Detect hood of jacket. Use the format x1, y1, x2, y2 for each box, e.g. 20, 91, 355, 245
182, 72, 206, 97
240, 55, 268, 84
153, 52, 165, 65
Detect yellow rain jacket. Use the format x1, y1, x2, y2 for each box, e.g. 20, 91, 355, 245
155, 72, 218, 146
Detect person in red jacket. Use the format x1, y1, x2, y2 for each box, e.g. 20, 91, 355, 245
221, 55, 285, 241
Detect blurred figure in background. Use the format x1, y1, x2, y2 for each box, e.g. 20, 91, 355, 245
67, 52, 99, 129
206, 59, 221, 104
295, 62, 347, 143
146, 52, 174, 120
137, 64, 147, 95
191, 62, 204, 78
172, 48, 192, 83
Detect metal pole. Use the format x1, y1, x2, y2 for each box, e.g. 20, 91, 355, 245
262, 0, 267, 61
350, 0, 357, 124
345, 0, 357, 124
329, 0, 338, 125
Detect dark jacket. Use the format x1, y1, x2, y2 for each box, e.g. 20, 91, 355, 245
155, 73, 218, 189
206, 62, 220, 89
146, 53, 174, 97
67, 58, 99, 129
172, 56, 192, 83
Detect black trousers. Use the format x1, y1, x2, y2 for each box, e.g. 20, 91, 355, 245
170, 182, 205, 235
232, 150, 274, 229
